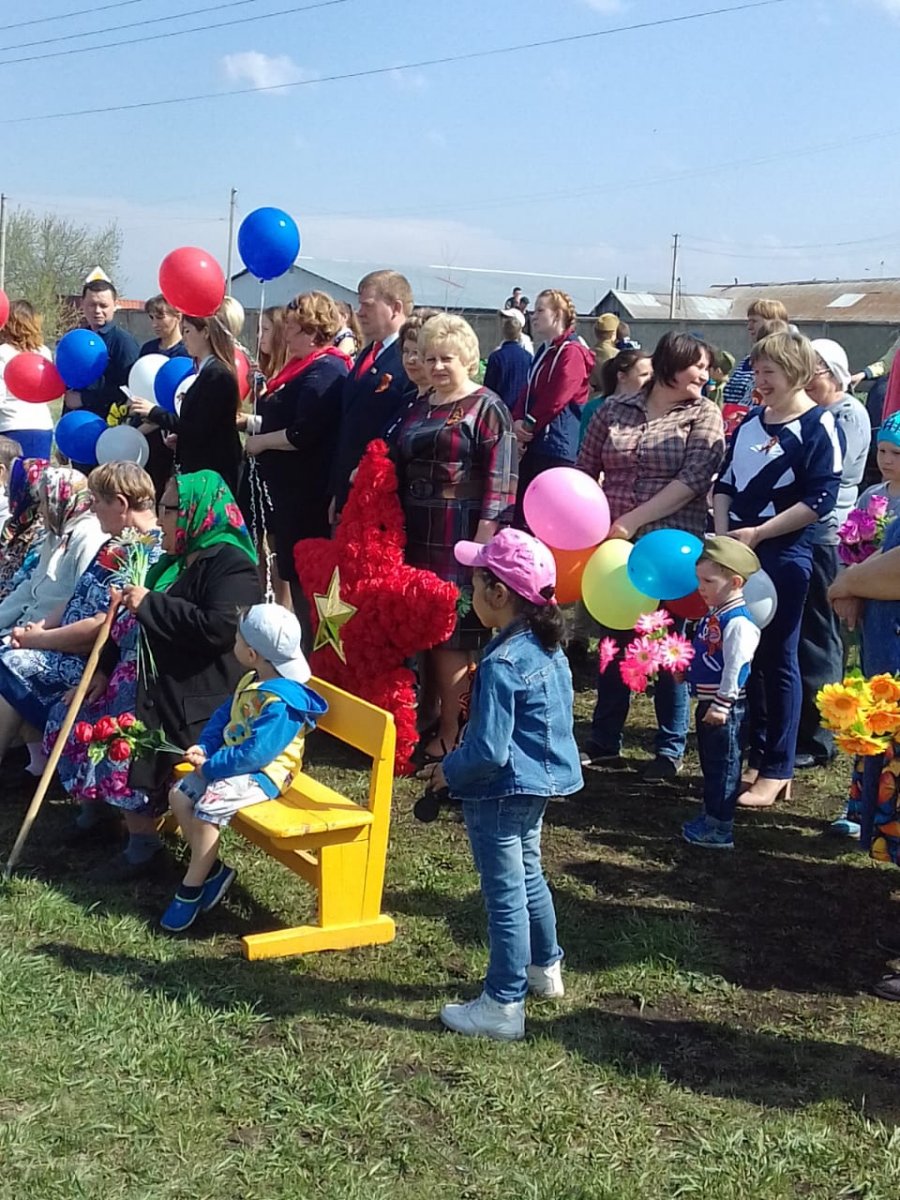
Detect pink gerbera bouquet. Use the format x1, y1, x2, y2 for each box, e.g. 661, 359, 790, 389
838, 493, 891, 566
599, 610, 694, 694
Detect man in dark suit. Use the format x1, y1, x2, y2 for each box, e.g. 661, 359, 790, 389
329, 269, 414, 517
63, 276, 140, 422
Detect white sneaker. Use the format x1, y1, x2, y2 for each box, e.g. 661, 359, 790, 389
440, 991, 525, 1041
527, 960, 565, 999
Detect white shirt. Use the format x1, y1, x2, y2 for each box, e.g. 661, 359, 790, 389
0, 343, 55, 433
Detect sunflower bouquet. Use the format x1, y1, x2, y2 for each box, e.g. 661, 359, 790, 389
816, 672, 900, 756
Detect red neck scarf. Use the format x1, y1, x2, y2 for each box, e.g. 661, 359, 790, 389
265, 345, 353, 395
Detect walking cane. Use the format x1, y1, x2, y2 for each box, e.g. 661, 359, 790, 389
4, 596, 120, 878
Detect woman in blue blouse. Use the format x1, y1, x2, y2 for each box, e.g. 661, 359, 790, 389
714, 332, 842, 808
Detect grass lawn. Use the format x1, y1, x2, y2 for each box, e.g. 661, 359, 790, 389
1, 680, 899, 1199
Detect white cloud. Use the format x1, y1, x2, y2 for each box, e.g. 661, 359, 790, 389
220, 51, 312, 93
388, 67, 427, 91
581, 0, 625, 13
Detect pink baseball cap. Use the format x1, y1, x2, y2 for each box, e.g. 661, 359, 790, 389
454, 528, 557, 606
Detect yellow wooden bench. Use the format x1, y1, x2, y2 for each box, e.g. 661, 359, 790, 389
178, 675, 396, 961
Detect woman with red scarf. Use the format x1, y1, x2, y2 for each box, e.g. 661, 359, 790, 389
244, 292, 352, 616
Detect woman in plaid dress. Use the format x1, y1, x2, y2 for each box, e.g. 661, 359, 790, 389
394, 314, 517, 761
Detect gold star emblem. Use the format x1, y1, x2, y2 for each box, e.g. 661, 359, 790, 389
312, 566, 357, 663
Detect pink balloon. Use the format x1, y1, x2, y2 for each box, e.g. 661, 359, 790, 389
0, 289, 9, 329
523, 467, 610, 550
3, 352, 66, 403
159, 246, 226, 318
234, 348, 250, 399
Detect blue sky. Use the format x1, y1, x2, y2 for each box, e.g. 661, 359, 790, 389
4, 0, 900, 301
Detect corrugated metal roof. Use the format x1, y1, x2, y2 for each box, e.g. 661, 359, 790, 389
595, 289, 733, 321
708, 278, 900, 322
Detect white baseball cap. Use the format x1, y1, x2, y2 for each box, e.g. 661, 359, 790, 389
238, 604, 311, 683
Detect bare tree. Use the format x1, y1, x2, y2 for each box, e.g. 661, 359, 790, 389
4, 208, 123, 339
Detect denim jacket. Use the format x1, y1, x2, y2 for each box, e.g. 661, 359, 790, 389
442, 620, 584, 802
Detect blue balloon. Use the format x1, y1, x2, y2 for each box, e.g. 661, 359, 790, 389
626, 529, 704, 601
237, 207, 300, 281
154, 356, 195, 413
55, 329, 109, 390
55, 411, 106, 465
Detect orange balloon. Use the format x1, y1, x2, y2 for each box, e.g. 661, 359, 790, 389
551, 544, 598, 605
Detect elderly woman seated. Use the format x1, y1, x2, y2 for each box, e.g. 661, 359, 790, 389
0, 466, 106, 641
46, 469, 262, 882
0, 463, 160, 782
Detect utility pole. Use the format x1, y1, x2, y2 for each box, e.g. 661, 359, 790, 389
225, 187, 237, 295
0, 194, 7, 292
668, 233, 679, 319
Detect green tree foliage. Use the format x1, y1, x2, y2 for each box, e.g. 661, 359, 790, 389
3, 207, 123, 340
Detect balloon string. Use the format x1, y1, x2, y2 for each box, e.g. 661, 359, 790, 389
246, 454, 275, 603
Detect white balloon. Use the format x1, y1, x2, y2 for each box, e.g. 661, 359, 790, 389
95, 425, 149, 468
174, 372, 197, 416
128, 354, 168, 402
743, 567, 778, 629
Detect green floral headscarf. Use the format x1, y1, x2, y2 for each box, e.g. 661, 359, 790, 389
146, 470, 258, 592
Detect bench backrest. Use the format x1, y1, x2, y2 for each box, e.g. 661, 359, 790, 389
309, 676, 396, 817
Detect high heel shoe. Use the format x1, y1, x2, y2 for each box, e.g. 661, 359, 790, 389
740, 768, 759, 792
738, 778, 792, 809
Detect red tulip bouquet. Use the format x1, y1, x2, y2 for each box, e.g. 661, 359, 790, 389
74, 713, 182, 767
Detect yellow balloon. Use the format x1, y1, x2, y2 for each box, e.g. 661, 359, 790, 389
581, 540, 658, 630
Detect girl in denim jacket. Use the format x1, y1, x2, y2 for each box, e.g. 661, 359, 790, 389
428, 528, 583, 1041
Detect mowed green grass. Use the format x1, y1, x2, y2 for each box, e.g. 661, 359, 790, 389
1, 684, 900, 1200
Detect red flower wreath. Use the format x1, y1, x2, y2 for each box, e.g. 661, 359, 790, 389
294, 440, 459, 774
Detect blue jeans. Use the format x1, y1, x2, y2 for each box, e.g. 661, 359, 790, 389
590, 621, 690, 760
462, 795, 562, 1005
696, 699, 745, 825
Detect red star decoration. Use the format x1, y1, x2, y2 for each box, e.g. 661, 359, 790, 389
294, 440, 459, 775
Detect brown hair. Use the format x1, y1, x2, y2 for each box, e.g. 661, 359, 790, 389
400, 307, 440, 349
184, 307, 237, 375
750, 331, 817, 390
357, 270, 414, 317
651, 332, 713, 388
0, 300, 43, 352
88, 462, 156, 511
753, 317, 789, 343
0, 435, 23, 470
747, 298, 789, 322
538, 289, 577, 332
144, 294, 180, 319
285, 291, 342, 347
335, 301, 363, 346
600, 349, 651, 398
259, 306, 288, 379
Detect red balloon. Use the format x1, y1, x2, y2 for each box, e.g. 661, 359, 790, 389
3, 352, 66, 403
234, 348, 250, 400
159, 246, 226, 318
0, 289, 9, 329
665, 590, 708, 620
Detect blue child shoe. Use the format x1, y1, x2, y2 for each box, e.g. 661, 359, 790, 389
160, 890, 204, 932
200, 863, 236, 912
682, 814, 734, 850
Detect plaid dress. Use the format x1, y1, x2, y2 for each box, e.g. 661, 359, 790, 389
395, 387, 517, 649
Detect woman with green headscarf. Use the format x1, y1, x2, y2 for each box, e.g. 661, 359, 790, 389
83, 470, 261, 882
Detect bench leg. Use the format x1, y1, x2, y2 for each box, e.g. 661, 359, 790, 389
241, 915, 396, 961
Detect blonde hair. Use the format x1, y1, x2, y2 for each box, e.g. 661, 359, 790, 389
750, 331, 817, 390
399, 307, 440, 349
88, 462, 156, 511
218, 296, 246, 340
419, 314, 481, 377
538, 288, 577, 331
747, 298, 789, 322
285, 291, 342, 346
0, 300, 43, 352
259, 305, 288, 379
357, 269, 414, 316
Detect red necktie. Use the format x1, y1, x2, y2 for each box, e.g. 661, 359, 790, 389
356, 340, 383, 377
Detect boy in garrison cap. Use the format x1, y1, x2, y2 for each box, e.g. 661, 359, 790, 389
681, 536, 761, 850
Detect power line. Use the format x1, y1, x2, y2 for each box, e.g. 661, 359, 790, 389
682, 230, 900, 253
0, 0, 795, 121
4, 0, 149, 33
0, 0, 344, 66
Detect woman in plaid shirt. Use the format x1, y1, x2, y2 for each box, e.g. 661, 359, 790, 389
577, 333, 725, 778
394, 314, 518, 762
